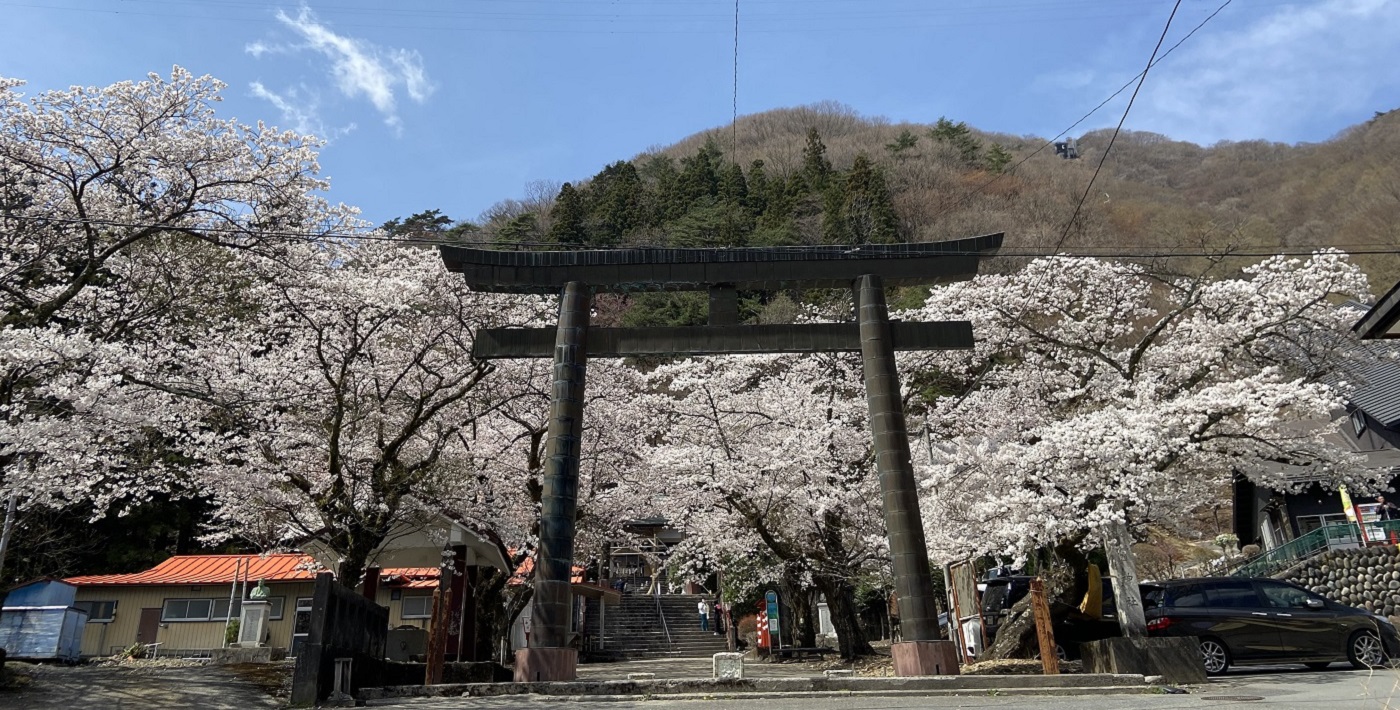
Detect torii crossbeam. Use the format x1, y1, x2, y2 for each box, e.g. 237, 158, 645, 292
440, 234, 1002, 680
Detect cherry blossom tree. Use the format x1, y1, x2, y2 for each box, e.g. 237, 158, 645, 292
0, 67, 355, 514
639, 352, 885, 659
136, 240, 550, 586
904, 251, 1386, 655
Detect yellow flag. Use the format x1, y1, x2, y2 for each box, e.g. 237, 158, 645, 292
1080, 563, 1102, 617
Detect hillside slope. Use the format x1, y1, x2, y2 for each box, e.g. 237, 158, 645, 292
439, 103, 1400, 286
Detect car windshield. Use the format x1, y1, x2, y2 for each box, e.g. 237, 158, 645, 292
981, 583, 1010, 615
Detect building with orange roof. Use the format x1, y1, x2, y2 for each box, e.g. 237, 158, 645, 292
65, 554, 444, 657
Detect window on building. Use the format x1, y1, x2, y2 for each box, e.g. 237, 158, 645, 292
75, 600, 116, 622
162, 598, 217, 622
1352, 409, 1368, 436
162, 596, 287, 622
401, 595, 433, 619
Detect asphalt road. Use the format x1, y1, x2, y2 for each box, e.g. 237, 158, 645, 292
367, 666, 1400, 710
7, 661, 1400, 709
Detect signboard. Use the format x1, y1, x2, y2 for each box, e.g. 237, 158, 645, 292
946, 561, 984, 660
764, 590, 781, 648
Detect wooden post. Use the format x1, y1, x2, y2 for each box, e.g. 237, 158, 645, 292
1028, 578, 1059, 675
425, 561, 452, 685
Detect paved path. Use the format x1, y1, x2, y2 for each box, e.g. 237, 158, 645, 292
0, 664, 283, 709
576, 656, 842, 680
369, 666, 1400, 709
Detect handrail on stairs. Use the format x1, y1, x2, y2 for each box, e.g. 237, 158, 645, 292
654, 590, 673, 650
1228, 521, 1380, 578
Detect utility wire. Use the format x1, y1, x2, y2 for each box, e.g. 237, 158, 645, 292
927, 0, 1186, 424
928, 0, 1232, 222
1054, 0, 1181, 248
732, 0, 741, 162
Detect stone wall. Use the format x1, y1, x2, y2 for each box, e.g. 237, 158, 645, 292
1280, 546, 1400, 615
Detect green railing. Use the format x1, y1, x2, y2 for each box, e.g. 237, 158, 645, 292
1229, 522, 1359, 578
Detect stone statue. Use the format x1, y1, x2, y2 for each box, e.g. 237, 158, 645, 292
250, 579, 270, 599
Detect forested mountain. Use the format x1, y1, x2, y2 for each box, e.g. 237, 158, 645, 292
410, 101, 1400, 287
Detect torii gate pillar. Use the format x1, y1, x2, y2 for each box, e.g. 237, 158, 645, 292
514, 281, 591, 682
857, 274, 959, 675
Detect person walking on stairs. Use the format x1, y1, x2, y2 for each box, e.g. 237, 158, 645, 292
698, 598, 711, 631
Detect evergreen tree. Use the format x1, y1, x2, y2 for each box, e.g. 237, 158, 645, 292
639, 154, 684, 226
986, 143, 1014, 174
547, 182, 589, 246
799, 127, 833, 192
719, 161, 748, 204
884, 129, 919, 162
745, 159, 770, 215
677, 139, 724, 206
587, 161, 643, 246
747, 159, 799, 246
381, 209, 476, 242
928, 117, 982, 167
823, 155, 899, 245
495, 212, 540, 247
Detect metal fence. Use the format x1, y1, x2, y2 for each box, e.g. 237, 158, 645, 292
1228, 520, 1400, 578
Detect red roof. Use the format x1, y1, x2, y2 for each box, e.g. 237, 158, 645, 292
378, 568, 439, 590
510, 556, 585, 585
66, 554, 322, 586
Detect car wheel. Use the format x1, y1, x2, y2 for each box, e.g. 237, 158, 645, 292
1199, 637, 1231, 675
1348, 631, 1385, 669
1305, 661, 1331, 671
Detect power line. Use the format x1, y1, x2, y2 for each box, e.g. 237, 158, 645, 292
0, 0, 1267, 35
928, 0, 1234, 222
732, 0, 741, 162
1054, 0, 1182, 247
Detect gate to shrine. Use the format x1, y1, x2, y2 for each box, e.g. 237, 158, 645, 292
440, 234, 1002, 679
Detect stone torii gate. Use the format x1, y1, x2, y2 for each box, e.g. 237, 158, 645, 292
440, 234, 1002, 680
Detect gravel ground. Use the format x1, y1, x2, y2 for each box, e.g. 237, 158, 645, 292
0, 661, 286, 710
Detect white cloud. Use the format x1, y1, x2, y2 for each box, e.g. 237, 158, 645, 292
246, 4, 435, 135
1122, 0, 1400, 143
248, 81, 356, 141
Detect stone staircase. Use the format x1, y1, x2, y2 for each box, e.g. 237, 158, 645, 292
586, 593, 730, 659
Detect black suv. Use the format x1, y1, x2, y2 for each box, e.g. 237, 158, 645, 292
1142, 577, 1400, 674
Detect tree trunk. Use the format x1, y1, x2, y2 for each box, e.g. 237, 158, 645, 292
985, 536, 1089, 660
781, 577, 817, 647
815, 574, 874, 660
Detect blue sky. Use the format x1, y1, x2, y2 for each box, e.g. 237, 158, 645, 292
4, 0, 1399, 227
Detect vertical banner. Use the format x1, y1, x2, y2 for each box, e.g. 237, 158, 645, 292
1341, 485, 1371, 545
764, 590, 781, 649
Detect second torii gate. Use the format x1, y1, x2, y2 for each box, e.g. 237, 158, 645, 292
440, 234, 1002, 680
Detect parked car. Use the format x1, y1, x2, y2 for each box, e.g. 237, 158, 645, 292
1141, 577, 1400, 674
979, 575, 1120, 659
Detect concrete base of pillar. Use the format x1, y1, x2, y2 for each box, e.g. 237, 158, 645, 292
891, 640, 960, 677
1080, 636, 1207, 685
513, 647, 578, 682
